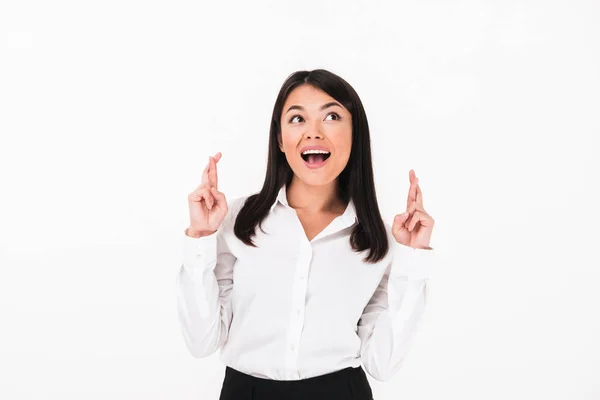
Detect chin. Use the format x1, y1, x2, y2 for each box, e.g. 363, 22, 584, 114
291, 165, 340, 186
299, 176, 335, 186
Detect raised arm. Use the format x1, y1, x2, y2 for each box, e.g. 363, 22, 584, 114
359, 169, 436, 381
176, 152, 235, 358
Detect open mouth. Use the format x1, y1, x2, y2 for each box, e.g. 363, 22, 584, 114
301, 151, 331, 165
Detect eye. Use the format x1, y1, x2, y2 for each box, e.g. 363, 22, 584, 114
289, 115, 304, 123
324, 112, 341, 121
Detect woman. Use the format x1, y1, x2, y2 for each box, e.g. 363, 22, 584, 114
177, 69, 435, 400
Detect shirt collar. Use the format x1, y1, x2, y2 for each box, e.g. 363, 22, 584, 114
270, 184, 358, 225
270, 183, 290, 211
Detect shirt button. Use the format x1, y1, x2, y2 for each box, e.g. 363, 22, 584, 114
299, 275, 305, 280
290, 344, 296, 351
296, 309, 301, 316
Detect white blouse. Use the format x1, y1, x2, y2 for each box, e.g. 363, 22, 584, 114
176, 184, 435, 381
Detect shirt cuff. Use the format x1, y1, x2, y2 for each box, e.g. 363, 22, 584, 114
389, 241, 434, 281
182, 229, 218, 270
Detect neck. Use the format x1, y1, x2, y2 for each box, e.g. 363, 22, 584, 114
286, 176, 345, 214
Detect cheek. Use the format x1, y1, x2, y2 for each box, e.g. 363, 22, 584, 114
330, 128, 352, 158
281, 128, 302, 148
281, 129, 303, 150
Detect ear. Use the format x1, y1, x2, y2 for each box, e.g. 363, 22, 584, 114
277, 132, 284, 152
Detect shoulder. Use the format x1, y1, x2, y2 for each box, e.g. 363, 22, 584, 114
382, 220, 397, 259
221, 194, 252, 231
228, 194, 251, 216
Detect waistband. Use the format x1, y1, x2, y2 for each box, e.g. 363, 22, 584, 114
224, 365, 364, 387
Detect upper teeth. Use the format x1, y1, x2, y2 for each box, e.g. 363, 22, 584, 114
302, 149, 330, 155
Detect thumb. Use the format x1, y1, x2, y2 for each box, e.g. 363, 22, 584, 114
210, 187, 227, 208
394, 212, 410, 226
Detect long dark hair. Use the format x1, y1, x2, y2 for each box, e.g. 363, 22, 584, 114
233, 69, 389, 263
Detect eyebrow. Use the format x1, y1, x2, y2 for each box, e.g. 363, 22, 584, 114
285, 102, 342, 114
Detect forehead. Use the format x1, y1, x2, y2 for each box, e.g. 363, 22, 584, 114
283, 85, 338, 110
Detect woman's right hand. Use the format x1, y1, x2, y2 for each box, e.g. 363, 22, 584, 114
186, 152, 228, 237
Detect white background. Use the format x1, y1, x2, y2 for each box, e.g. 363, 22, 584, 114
1, 0, 599, 399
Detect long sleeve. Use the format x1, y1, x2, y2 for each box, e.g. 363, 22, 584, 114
176, 224, 237, 358
358, 241, 434, 382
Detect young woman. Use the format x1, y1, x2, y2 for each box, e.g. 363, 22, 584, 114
177, 69, 435, 400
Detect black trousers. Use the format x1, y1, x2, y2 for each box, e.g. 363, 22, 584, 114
219, 365, 374, 400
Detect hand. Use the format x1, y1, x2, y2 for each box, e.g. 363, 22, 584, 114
391, 169, 434, 249
187, 152, 228, 236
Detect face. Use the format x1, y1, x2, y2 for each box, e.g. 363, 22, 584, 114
279, 84, 353, 187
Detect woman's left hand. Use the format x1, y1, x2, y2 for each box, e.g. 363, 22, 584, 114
392, 169, 435, 249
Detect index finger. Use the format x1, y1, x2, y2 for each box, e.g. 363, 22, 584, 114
208, 156, 219, 189
200, 152, 222, 187
406, 173, 418, 209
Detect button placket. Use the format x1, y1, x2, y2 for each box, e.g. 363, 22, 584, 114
284, 248, 311, 371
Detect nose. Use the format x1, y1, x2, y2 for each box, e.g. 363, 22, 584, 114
303, 121, 323, 140
304, 132, 322, 139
